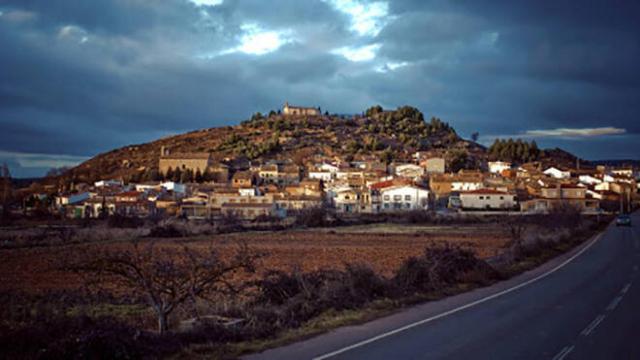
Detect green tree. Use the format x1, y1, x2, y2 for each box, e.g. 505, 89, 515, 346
380, 147, 394, 164
164, 167, 174, 181
365, 105, 384, 117
447, 149, 469, 172
251, 112, 264, 122
172, 167, 182, 182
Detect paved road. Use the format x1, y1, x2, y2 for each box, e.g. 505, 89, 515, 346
247, 213, 640, 360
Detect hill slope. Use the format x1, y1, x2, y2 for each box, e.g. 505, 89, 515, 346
43, 105, 577, 186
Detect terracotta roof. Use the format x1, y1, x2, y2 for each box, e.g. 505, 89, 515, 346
370, 179, 412, 190
232, 171, 253, 180
461, 189, 511, 195
542, 184, 584, 189
221, 203, 273, 208
116, 191, 142, 197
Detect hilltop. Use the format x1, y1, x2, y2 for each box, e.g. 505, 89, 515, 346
38, 105, 576, 187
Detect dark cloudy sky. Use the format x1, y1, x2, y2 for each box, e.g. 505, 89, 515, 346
1, 0, 639, 177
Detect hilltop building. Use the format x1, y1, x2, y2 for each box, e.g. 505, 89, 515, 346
282, 102, 320, 116
159, 147, 229, 181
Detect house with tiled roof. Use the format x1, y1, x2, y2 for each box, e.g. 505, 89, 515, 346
459, 189, 517, 210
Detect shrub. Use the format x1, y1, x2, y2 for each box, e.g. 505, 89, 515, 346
394, 244, 498, 294
0, 316, 154, 360
252, 264, 390, 329
547, 202, 583, 229
295, 206, 340, 227
148, 224, 183, 238
107, 214, 143, 229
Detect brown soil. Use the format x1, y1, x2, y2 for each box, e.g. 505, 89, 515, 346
0, 225, 509, 294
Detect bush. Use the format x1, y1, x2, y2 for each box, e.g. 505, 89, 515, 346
253, 264, 390, 329
0, 316, 155, 360
294, 207, 337, 227
394, 244, 498, 294
547, 202, 583, 229
107, 214, 143, 229
148, 224, 183, 238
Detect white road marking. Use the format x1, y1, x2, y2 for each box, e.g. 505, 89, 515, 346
313, 232, 606, 360
552, 345, 575, 360
606, 296, 623, 311
581, 315, 606, 336
621, 282, 632, 294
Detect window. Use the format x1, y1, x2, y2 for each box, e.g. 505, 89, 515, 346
393, 195, 402, 201
479, 196, 484, 200
384, 203, 390, 209
500, 196, 504, 200
405, 195, 411, 201
486, 196, 491, 200
383, 195, 390, 201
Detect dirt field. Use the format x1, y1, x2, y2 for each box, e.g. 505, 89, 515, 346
0, 223, 510, 294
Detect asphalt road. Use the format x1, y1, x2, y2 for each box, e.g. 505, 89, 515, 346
247, 213, 640, 360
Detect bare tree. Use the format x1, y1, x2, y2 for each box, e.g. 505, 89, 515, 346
68, 240, 260, 334
503, 215, 528, 259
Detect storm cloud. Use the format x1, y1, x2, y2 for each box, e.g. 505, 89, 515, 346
1, 0, 639, 177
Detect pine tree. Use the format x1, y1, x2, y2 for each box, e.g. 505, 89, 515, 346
172, 167, 182, 182
165, 167, 174, 181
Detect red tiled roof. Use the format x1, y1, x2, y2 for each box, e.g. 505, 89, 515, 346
461, 189, 510, 195
221, 203, 273, 208
116, 191, 142, 197
370, 179, 413, 190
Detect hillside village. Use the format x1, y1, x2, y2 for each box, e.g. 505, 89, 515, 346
12, 104, 640, 221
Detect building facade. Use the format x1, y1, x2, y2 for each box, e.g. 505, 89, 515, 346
282, 102, 320, 116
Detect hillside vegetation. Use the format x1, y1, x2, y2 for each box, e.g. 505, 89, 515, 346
41, 105, 576, 186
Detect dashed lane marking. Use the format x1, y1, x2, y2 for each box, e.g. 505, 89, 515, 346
552, 345, 575, 360
581, 315, 606, 337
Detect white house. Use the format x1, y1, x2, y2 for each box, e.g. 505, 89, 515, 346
611, 168, 634, 177
380, 185, 430, 211
451, 179, 483, 192
55, 192, 90, 207
578, 174, 602, 186
94, 179, 124, 188
604, 173, 636, 185
238, 187, 260, 196
394, 164, 425, 178
333, 187, 364, 213
161, 181, 186, 194
308, 170, 334, 182
135, 182, 162, 192
488, 161, 512, 174
460, 189, 517, 210
544, 167, 571, 179
319, 163, 340, 173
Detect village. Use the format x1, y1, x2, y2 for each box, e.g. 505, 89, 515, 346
23, 105, 637, 223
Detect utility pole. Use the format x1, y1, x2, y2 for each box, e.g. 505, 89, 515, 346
1, 163, 11, 217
